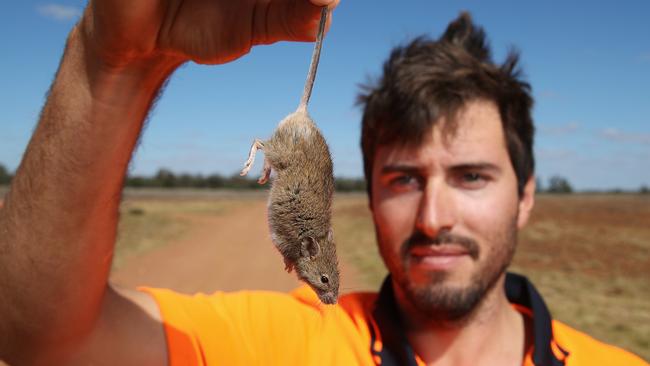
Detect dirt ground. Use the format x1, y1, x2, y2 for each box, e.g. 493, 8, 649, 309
110, 196, 365, 295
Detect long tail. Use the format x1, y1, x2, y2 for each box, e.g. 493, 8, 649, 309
297, 7, 329, 113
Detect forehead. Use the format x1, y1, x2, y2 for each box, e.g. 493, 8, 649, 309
375, 99, 507, 167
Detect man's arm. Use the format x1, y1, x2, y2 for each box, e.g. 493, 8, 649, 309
0, 0, 338, 364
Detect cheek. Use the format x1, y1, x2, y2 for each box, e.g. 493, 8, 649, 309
459, 185, 519, 248
372, 188, 420, 251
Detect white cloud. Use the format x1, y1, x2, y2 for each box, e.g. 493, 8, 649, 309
598, 128, 650, 145
535, 147, 575, 160
36, 4, 81, 21
538, 121, 580, 136
538, 90, 560, 100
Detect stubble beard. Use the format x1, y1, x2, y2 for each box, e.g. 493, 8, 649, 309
380, 218, 518, 326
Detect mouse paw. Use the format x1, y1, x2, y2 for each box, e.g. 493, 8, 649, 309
240, 165, 252, 176
241, 139, 264, 176
257, 159, 272, 184
284, 259, 294, 273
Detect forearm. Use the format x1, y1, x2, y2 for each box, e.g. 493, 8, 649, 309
0, 23, 180, 363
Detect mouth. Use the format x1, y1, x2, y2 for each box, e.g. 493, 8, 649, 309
319, 291, 337, 305
408, 245, 470, 270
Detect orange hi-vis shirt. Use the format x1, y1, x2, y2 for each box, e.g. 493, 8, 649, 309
143, 273, 648, 366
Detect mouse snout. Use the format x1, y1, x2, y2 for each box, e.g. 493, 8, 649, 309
320, 291, 337, 305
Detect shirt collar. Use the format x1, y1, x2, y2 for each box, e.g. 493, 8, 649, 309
370, 272, 567, 366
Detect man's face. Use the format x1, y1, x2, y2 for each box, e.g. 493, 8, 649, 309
370, 99, 535, 323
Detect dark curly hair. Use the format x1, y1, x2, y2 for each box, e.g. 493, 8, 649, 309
358, 12, 534, 197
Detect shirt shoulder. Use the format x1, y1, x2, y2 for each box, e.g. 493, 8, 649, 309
142, 286, 379, 366
552, 320, 648, 366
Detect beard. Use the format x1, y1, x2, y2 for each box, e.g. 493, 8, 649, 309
378, 217, 518, 325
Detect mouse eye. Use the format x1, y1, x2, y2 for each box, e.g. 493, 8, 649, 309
320, 275, 329, 284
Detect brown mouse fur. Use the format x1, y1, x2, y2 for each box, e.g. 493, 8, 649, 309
239, 8, 340, 304
267, 110, 339, 304
240, 110, 339, 305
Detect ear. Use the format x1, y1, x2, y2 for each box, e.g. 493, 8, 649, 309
517, 175, 536, 229
327, 228, 334, 242
301, 236, 320, 259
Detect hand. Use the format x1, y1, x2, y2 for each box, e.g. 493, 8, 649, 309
81, 0, 339, 68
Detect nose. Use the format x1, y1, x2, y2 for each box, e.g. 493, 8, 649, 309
320, 292, 337, 305
415, 180, 456, 237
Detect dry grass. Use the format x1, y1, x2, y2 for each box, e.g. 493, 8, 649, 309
512, 194, 650, 359
113, 196, 233, 269
332, 194, 386, 289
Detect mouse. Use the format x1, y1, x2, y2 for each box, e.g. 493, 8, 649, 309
239, 8, 340, 305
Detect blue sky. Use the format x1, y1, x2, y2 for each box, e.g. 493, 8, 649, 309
1, 1, 649, 190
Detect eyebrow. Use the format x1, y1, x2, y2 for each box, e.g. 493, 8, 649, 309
380, 165, 422, 175
449, 163, 502, 174
380, 162, 502, 175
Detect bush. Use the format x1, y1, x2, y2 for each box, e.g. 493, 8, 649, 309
547, 175, 573, 194
0, 163, 12, 185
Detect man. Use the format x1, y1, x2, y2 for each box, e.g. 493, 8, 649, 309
0, 0, 645, 365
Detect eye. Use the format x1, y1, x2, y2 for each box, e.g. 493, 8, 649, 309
392, 175, 414, 185
386, 174, 421, 192
320, 275, 329, 284
391, 175, 413, 184
455, 172, 489, 189
463, 172, 482, 182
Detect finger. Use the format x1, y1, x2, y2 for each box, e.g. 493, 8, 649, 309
310, 0, 340, 9
306, 0, 341, 36
253, 0, 339, 45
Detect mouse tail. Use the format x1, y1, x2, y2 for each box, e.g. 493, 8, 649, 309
297, 7, 328, 112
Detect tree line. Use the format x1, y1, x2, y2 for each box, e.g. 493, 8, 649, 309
0, 164, 366, 191
125, 168, 368, 192
1, 163, 649, 194
537, 175, 574, 193
0, 164, 12, 185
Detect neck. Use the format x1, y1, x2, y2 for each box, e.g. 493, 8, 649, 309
395, 275, 531, 366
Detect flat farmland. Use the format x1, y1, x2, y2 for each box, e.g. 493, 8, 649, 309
109, 190, 649, 361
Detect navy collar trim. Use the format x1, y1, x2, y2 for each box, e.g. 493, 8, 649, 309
370, 272, 567, 366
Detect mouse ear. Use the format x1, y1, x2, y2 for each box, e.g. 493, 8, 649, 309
301, 236, 320, 259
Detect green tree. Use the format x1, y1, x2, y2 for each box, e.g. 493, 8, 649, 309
226, 174, 264, 189
0, 163, 12, 185
206, 174, 225, 188
335, 178, 366, 192
125, 175, 148, 187
155, 168, 177, 188
547, 175, 573, 194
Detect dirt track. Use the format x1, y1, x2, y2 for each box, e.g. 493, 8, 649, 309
110, 198, 364, 295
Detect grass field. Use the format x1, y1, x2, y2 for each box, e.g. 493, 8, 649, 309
113, 190, 649, 360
